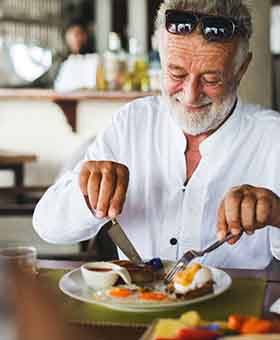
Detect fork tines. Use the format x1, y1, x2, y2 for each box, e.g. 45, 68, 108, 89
164, 260, 184, 284
164, 252, 195, 284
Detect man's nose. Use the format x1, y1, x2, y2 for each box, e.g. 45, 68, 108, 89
182, 77, 203, 104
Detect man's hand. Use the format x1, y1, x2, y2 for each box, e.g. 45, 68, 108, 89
79, 161, 129, 219
217, 185, 280, 244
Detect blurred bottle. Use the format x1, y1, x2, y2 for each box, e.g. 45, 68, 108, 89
103, 32, 127, 91
124, 37, 150, 92
148, 33, 161, 92
96, 55, 108, 91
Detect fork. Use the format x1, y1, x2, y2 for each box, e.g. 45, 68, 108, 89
164, 233, 236, 284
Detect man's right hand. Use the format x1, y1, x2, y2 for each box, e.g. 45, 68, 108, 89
79, 161, 129, 219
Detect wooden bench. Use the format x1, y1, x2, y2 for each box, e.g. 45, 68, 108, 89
0, 151, 40, 215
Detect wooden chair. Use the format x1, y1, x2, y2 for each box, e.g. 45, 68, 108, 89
0, 186, 47, 216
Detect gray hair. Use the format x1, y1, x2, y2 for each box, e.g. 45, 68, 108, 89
155, 0, 252, 40
156, 0, 252, 74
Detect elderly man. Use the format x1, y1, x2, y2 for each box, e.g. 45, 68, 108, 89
33, 0, 280, 269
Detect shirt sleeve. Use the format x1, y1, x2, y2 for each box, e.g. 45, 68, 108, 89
33, 106, 129, 244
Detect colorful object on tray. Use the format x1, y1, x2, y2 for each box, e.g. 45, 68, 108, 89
151, 311, 280, 339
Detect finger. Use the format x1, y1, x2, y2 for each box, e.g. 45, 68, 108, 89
95, 170, 116, 218
87, 171, 101, 211
256, 196, 271, 227
108, 169, 129, 218
217, 199, 228, 240
225, 190, 243, 236
79, 163, 91, 195
241, 193, 257, 235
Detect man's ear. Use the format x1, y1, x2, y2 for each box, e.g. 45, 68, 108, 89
235, 52, 252, 85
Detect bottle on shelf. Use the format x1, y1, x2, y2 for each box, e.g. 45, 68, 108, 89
96, 55, 108, 91
124, 37, 150, 92
148, 33, 161, 92
102, 32, 127, 91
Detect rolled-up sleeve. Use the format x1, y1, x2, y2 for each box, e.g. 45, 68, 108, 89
33, 105, 130, 244
33, 169, 108, 244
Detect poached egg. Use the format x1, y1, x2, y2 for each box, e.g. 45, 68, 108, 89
173, 263, 213, 294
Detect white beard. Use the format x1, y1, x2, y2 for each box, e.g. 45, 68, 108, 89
162, 87, 237, 136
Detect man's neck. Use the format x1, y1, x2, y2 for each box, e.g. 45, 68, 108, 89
185, 133, 209, 151
184, 98, 238, 181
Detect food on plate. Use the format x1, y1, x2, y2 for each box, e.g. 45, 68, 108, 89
89, 260, 218, 304
165, 263, 214, 299
139, 291, 168, 301
104, 285, 170, 303
149, 311, 280, 340
112, 258, 163, 284
108, 287, 135, 298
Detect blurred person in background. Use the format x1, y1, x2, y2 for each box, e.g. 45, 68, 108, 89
34, 18, 95, 89
64, 18, 95, 56
53, 18, 98, 92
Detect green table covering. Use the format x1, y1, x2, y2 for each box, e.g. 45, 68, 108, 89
39, 268, 266, 327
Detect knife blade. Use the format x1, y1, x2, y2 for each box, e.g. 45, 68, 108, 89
107, 219, 143, 264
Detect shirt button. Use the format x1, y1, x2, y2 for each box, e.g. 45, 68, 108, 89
170, 238, 178, 246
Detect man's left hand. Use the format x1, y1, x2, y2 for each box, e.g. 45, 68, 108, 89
217, 185, 280, 244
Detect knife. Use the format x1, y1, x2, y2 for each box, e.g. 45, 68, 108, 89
107, 219, 143, 264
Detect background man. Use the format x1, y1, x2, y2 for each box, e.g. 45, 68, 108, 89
33, 0, 280, 269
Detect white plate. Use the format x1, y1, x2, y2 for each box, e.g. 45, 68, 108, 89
59, 264, 232, 312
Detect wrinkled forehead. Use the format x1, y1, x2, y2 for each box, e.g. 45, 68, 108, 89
161, 29, 239, 67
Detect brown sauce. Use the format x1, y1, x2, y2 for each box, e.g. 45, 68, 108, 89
86, 267, 112, 272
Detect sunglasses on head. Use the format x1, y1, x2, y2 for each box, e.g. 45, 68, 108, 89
165, 10, 242, 42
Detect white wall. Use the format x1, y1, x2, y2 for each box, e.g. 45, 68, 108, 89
238, 1, 271, 107
0, 99, 128, 187
0, 99, 123, 255
0, 100, 86, 186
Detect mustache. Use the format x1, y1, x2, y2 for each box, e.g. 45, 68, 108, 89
171, 91, 212, 107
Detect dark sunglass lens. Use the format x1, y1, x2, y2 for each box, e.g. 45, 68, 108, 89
202, 17, 235, 41
166, 11, 197, 34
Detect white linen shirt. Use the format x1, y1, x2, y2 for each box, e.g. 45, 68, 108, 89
33, 96, 280, 269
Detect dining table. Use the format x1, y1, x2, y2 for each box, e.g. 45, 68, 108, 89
37, 259, 280, 340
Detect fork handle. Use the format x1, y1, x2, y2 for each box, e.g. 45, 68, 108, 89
202, 233, 236, 255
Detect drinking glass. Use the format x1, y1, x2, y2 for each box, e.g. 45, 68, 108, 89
0, 246, 37, 274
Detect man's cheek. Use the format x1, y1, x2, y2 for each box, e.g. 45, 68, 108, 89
164, 79, 182, 97
204, 88, 226, 103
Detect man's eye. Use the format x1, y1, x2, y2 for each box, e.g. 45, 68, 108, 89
201, 75, 222, 85
170, 73, 186, 80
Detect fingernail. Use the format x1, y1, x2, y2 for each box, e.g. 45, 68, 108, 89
109, 208, 118, 218
246, 230, 255, 235
231, 228, 241, 236
218, 231, 226, 240
95, 211, 104, 218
